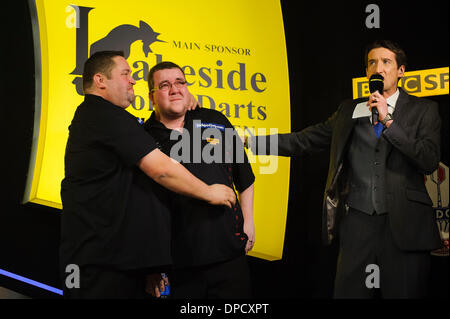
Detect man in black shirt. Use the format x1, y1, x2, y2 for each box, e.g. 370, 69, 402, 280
60, 51, 236, 298
144, 62, 255, 298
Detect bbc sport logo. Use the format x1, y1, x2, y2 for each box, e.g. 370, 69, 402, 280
352, 67, 449, 99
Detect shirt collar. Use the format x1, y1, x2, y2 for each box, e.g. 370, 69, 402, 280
144, 112, 168, 131
352, 88, 400, 121
386, 88, 400, 110
84, 93, 119, 108
146, 109, 198, 130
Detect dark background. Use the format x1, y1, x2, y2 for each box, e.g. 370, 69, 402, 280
0, 1, 448, 299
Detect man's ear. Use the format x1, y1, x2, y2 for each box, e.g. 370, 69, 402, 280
93, 73, 107, 89
397, 65, 405, 79
149, 91, 158, 106
149, 91, 154, 103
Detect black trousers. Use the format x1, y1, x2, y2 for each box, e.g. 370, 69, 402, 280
334, 208, 431, 298
62, 265, 148, 299
170, 254, 251, 299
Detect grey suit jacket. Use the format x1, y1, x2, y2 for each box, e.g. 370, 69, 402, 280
254, 88, 441, 251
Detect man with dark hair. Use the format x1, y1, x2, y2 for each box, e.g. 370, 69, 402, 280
60, 51, 236, 298
82, 50, 123, 92
249, 40, 441, 298
144, 61, 255, 298
364, 39, 407, 70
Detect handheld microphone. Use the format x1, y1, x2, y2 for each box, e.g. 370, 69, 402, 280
369, 74, 384, 124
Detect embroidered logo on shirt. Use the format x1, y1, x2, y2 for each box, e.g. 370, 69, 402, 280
136, 117, 145, 125
194, 122, 225, 131
206, 137, 220, 145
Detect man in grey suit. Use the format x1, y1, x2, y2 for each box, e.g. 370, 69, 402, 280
250, 40, 441, 298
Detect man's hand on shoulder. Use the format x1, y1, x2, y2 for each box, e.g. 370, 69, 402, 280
187, 92, 200, 111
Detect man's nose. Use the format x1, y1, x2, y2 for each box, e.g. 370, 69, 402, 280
169, 83, 181, 94
375, 62, 384, 74
129, 75, 136, 85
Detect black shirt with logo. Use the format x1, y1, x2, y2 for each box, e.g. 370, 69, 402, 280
60, 94, 172, 271
144, 108, 255, 268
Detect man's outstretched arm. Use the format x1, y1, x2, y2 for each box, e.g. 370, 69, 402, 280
138, 148, 236, 208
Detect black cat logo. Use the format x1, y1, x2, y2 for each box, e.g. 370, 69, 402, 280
70, 6, 166, 95
90, 20, 165, 59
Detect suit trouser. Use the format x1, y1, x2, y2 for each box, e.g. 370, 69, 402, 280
170, 254, 251, 299
334, 208, 431, 298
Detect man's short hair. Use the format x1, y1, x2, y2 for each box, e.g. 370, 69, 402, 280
82, 50, 124, 92
147, 61, 185, 91
364, 40, 407, 69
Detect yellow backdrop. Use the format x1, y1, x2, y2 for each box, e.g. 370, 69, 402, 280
25, 0, 291, 260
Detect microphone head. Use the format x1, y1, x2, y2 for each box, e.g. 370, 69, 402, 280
369, 74, 384, 94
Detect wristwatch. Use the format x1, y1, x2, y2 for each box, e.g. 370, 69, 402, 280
380, 113, 393, 125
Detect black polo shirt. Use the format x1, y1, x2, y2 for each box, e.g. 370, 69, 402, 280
60, 94, 172, 271
143, 108, 255, 268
